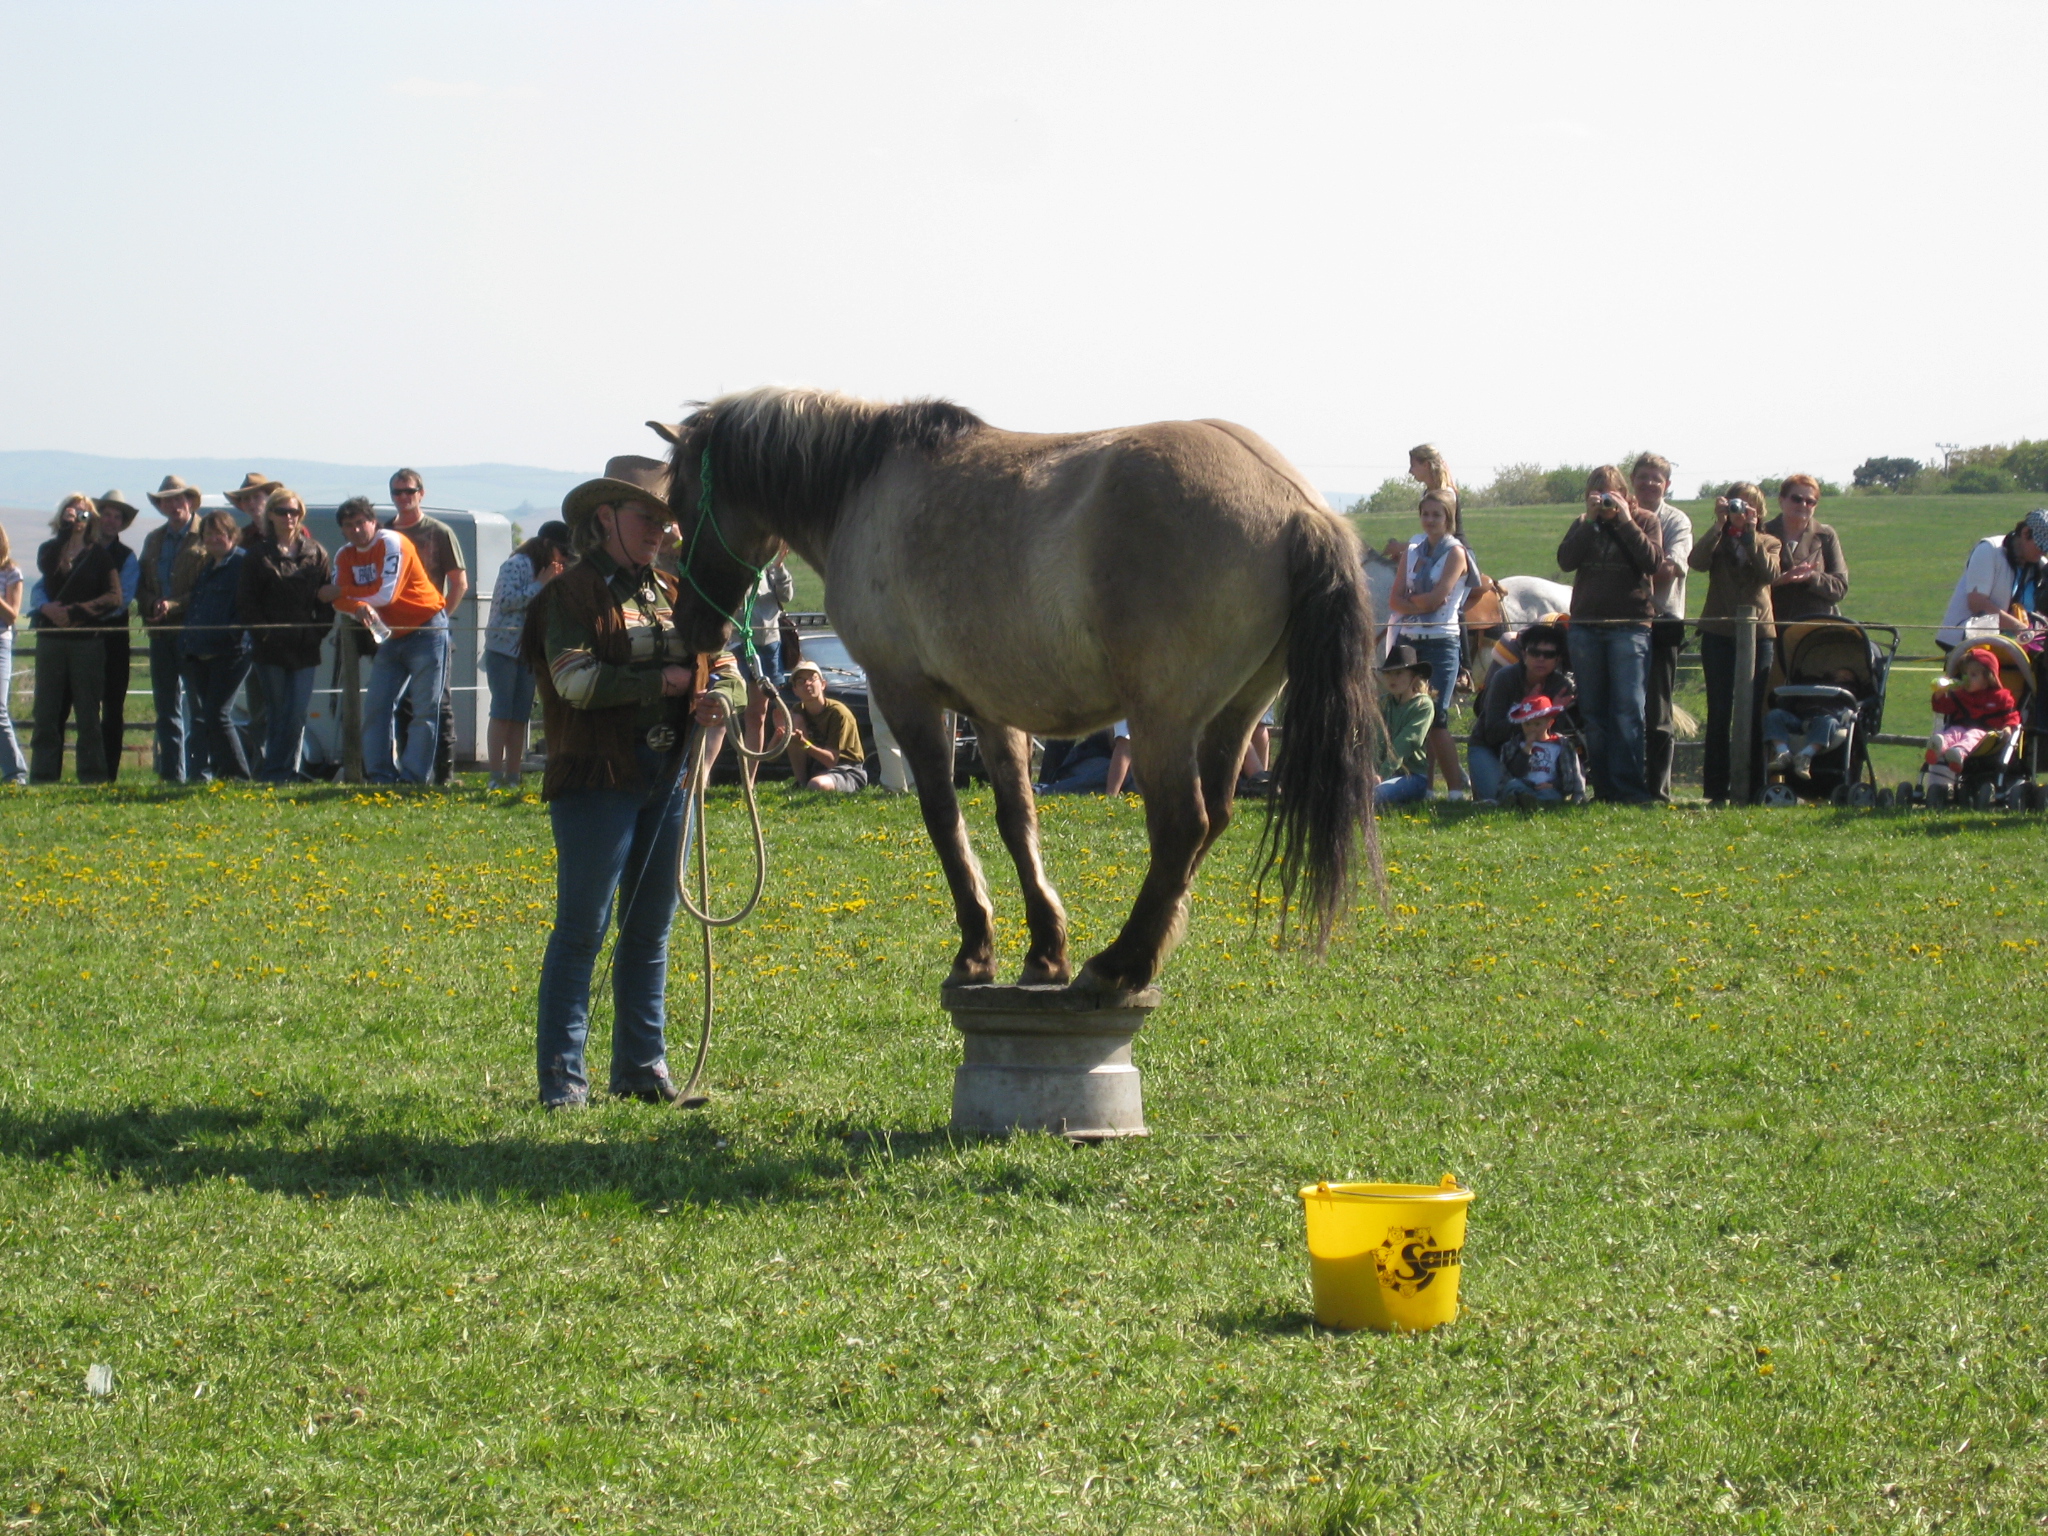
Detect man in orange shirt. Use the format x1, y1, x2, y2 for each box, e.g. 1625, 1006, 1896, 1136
317, 495, 448, 783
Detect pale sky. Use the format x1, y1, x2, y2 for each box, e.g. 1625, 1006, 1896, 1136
3, 0, 2042, 495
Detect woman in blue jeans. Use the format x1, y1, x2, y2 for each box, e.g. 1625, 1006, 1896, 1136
522, 456, 746, 1109
1386, 489, 1474, 798
236, 488, 332, 781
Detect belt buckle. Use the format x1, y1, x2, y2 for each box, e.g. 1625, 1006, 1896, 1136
645, 724, 678, 754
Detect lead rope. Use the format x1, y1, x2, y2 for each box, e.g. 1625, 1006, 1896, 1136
668, 683, 797, 1106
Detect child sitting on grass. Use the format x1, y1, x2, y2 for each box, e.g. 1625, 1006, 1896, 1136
1764, 666, 1866, 778
1373, 645, 1435, 805
1498, 695, 1585, 807
1925, 646, 2021, 785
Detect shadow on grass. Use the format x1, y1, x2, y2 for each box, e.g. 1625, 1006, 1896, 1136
0, 1098, 966, 1211
1202, 1302, 1320, 1338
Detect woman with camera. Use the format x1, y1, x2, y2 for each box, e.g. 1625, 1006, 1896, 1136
1688, 482, 1782, 805
1386, 487, 1475, 797
1556, 467, 1661, 802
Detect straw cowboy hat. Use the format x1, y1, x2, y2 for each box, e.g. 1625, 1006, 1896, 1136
147, 474, 203, 510
227, 471, 281, 502
561, 455, 674, 529
95, 489, 139, 529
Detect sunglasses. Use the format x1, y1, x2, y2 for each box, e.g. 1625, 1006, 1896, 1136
1525, 648, 1561, 659
271, 506, 303, 519
391, 487, 422, 498
1782, 493, 1817, 506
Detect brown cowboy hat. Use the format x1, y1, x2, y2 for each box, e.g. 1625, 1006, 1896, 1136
147, 474, 203, 510
561, 455, 674, 529
96, 489, 139, 529
227, 471, 281, 502
1379, 642, 1434, 684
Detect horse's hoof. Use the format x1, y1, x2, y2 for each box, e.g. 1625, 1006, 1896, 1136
944, 960, 997, 989
1073, 959, 1150, 1000
1015, 958, 1072, 987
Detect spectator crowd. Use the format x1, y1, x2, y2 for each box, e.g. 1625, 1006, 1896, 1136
2, 449, 2044, 810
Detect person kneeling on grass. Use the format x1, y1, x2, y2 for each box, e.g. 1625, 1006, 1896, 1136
785, 658, 867, 791
1373, 644, 1434, 806
1498, 695, 1585, 807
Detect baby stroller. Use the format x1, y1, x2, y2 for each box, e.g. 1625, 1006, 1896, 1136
1760, 619, 1898, 808
1895, 632, 2039, 810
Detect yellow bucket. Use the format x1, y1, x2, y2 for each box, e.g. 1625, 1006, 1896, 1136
1297, 1175, 1473, 1332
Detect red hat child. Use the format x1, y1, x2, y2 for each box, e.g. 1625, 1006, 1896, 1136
1963, 647, 2002, 684
1507, 695, 1566, 724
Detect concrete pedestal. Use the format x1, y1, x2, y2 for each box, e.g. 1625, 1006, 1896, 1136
942, 983, 1160, 1141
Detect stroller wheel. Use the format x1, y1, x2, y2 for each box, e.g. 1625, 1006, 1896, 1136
2026, 782, 2046, 812
1899, 780, 1919, 806
1927, 780, 1951, 809
1762, 783, 1799, 808
1829, 783, 1849, 807
1971, 780, 1996, 811
1850, 781, 1876, 809
1873, 786, 1894, 809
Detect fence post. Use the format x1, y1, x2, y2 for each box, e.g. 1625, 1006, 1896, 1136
1730, 610, 1758, 805
338, 620, 363, 784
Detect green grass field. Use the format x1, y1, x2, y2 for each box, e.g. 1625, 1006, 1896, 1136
3, 784, 2044, 1532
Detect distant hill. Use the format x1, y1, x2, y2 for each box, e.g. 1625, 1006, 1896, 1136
0, 450, 584, 515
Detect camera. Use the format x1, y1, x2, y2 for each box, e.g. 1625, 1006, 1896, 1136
1725, 497, 1747, 517
1596, 493, 1619, 513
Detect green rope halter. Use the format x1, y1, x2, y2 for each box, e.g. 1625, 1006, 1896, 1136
680, 448, 768, 662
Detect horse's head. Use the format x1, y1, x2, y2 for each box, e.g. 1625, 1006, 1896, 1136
656, 406, 789, 656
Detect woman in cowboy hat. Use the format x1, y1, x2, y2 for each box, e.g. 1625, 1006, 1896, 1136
1373, 643, 1436, 806
519, 456, 745, 1110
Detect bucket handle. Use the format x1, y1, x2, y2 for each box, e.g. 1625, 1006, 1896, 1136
1307, 1174, 1465, 1199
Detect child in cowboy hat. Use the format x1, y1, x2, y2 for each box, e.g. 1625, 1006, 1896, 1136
1499, 695, 1586, 807
1374, 643, 1435, 806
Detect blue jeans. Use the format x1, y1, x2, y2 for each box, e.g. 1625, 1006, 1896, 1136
253, 662, 316, 782
1763, 706, 1850, 755
536, 743, 693, 1105
1499, 775, 1565, 805
1567, 623, 1651, 802
362, 616, 449, 784
1394, 632, 1462, 728
1467, 742, 1503, 802
0, 627, 24, 784
736, 639, 781, 686
182, 651, 251, 781
1039, 754, 1111, 794
1374, 773, 1429, 805
148, 630, 191, 782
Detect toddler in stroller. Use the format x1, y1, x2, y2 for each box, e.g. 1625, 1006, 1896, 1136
1765, 667, 1865, 780
1922, 645, 2022, 805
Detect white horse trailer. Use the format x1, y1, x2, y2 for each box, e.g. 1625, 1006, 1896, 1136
300, 506, 515, 772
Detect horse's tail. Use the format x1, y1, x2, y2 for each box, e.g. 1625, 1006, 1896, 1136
1255, 511, 1385, 952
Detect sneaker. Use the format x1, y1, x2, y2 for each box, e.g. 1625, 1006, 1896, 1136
1447, 788, 1469, 802
1790, 748, 1816, 778
1944, 747, 1967, 770
1767, 746, 1792, 772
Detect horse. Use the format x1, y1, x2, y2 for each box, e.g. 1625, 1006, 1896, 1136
657, 387, 1381, 996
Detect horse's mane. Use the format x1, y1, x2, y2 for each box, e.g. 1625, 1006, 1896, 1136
676, 386, 985, 540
